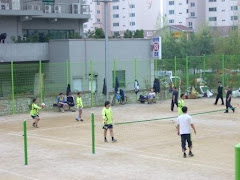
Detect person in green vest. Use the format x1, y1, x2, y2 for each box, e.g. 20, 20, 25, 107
178, 94, 186, 116
30, 98, 45, 128
75, 92, 83, 121
102, 101, 117, 143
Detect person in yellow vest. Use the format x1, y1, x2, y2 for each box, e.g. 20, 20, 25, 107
75, 92, 83, 121
102, 101, 117, 143
178, 94, 185, 116
30, 98, 45, 128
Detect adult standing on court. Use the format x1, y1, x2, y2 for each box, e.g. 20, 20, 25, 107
171, 87, 178, 112
178, 94, 185, 116
177, 106, 196, 158
102, 101, 117, 143
214, 81, 224, 105
224, 86, 235, 113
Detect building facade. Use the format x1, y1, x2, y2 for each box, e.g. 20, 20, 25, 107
163, 0, 240, 34
0, 0, 90, 43
83, 0, 161, 38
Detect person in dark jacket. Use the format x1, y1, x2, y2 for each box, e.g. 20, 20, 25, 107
214, 81, 224, 105
224, 86, 235, 113
171, 87, 178, 111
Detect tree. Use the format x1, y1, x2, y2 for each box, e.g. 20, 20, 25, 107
133, 29, 144, 38
94, 28, 105, 39
124, 30, 133, 38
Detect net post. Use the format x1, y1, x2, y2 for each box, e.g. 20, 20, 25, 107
39, 60, 43, 103
91, 113, 95, 154
186, 56, 189, 91
66, 59, 69, 86
90, 60, 93, 107
11, 61, 16, 114
236, 143, 240, 180
23, 120, 28, 165
134, 58, 137, 102
174, 56, 177, 86
203, 54, 206, 81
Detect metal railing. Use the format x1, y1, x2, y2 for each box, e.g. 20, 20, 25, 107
0, 0, 90, 15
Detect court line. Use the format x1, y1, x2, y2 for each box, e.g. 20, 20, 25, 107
5, 131, 234, 172
0, 168, 39, 180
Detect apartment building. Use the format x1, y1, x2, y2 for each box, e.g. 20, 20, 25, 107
83, 0, 160, 38
0, 0, 90, 43
163, 0, 240, 34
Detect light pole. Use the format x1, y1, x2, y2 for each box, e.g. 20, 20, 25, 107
92, 0, 112, 101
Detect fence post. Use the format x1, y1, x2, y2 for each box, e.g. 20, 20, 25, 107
154, 59, 158, 78
66, 59, 69, 86
186, 56, 189, 91
90, 60, 93, 107
11, 61, 16, 114
134, 58, 137, 102
236, 143, 240, 180
91, 113, 95, 154
23, 120, 28, 165
222, 55, 225, 91
174, 56, 177, 86
39, 60, 43, 103
203, 54, 206, 81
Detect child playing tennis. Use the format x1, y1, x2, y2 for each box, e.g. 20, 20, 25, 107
75, 92, 83, 121
178, 94, 185, 116
30, 98, 45, 128
102, 101, 117, 143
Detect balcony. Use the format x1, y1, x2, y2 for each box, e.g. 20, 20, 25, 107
0, 0, 90, 20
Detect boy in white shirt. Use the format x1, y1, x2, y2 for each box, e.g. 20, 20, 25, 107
177, 106, 196, 158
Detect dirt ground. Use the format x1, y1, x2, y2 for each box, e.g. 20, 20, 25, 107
0, 98, 239, 180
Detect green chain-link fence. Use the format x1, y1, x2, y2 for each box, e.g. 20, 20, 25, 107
0, 55, 239, 115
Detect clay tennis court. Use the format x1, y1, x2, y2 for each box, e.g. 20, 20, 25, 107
0, 98, 239, 180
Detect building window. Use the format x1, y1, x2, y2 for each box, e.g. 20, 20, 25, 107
73, 78, 82, 92
130, 22, 135, 26
209, 17, 217, 21
112, 70, 125, 87
186, 0, 188, 4
209, 7, 217, 11
179, 22, 182, 24
169, 10, 174, 14
112, 0, 119, 2
186, 9, 188, 13
190, 2, 195, 7
209, 0, 216, 2
231, 6, 238, 11
113, 23, 119, 26
231, 16, 238, 20
129, 13, 135, 17
169, 1, 174, 5
97, 10, 100, 14
188, 22, 193, 27
190, 12, 195, 16
129, 4, 135, 8
83, 24, 87, 28
113, 6, 119, 10
97, 2, 100, 5
113, 14, 119, 18
169, 19, 174, 23
97, 19, 100, 23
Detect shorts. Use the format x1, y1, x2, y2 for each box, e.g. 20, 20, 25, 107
181, 134, 192, 150
31, 115, 39, 119
77, 107, 83, 111
103, 124, 113, 130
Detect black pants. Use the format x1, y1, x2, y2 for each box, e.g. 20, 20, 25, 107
215, 94, 224, 105
171, 99, 178, 111
181, 134, 192, 151
226, 99, 234, 112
